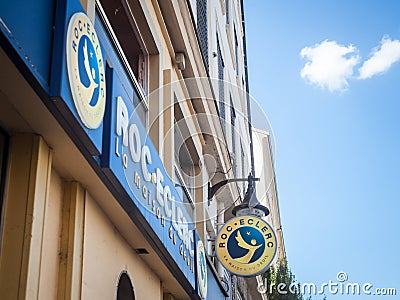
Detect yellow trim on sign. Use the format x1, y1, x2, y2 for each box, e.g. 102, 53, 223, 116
216, 216, 277, 277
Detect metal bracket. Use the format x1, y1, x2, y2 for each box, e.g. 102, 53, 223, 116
208, 177, 259, 200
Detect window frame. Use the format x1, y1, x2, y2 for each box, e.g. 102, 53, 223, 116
174, 166, 195, 208
95, 0, 149, 110
234, 25, 239, 76
225, 0, 230, 24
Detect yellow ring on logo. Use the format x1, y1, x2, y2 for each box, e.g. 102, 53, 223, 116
66, 12, 106, 129
216, 216, 277, 277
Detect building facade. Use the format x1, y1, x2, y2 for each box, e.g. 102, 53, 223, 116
253, 128, 285, 261
0, 0, 279, 299
252, 128, 286, 299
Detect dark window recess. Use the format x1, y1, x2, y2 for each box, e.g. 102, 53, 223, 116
197, 0, 209, 72
174, 121, 195, 197
234, 26, 239, 76
117, 272, 135, 300
174, 168, 194, 220
226, 0, 230, 24
217, 37, 225, 135
230, 96, 237, 175
241, 143, 246, 195
173, 102, 196, 219
101, 0, 146, 91
242, 77, 245, 99
173, 106, 195, 219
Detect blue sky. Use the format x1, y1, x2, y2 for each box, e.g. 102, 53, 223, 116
245, 1, 400, 299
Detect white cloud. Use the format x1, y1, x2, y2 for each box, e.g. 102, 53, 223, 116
300, 40, 360, 92
358, 36, 400, 79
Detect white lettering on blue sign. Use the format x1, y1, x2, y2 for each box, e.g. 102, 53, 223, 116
115, 96, 194, 261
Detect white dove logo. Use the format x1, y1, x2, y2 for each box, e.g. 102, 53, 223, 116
216, 216, 278, 277
234, 230, 262, 264
66, 12, 106, 129
80, 38, 99, 104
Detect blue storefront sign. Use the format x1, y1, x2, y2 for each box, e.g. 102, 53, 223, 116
0, 0, 55, 91
50, 0, 105, 155
102, 67, 196, 287
50, 0, 200, 293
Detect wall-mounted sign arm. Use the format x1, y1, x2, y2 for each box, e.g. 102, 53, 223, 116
208, 177, 260, 200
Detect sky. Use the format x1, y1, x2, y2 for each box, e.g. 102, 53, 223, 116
245, 1, 400, 299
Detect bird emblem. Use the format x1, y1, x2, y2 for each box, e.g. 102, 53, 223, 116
200, 255, 206, 279
233, 230, 262, 264
79, 38, 99, 104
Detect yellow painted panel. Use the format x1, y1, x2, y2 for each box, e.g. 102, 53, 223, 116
38, 170, 63, 299
57, 181, 85, 300
81, 194, 162, 300
0, 134, 52, 299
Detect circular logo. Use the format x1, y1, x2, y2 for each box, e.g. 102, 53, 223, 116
66, 12, 106, 129
216, 216, 277, 277
197, 239, 207, 299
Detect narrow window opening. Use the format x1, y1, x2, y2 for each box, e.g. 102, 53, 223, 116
197, 0, 209, 71
101, 0, 148, 95
217, 36, 225, 136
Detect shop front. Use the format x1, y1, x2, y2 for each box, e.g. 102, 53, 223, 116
0, 0, 227, 298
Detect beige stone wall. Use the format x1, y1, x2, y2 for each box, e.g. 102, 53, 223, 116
0, 135, 53, 299
0, 134, 163, 299
38, 169, 63, 299
253, 128, 285, 260
81, 193, 162, 300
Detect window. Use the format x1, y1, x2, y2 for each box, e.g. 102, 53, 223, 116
240, 143, 246, 195
100, 0, 148, 94
116, 272, 135, 300
225, 0, 230, 24
230, 96, 237, 175
174, 168, 194, 220
174, 104, 195, 219
234, 25, 239, 76
174, 128, 195, 197
97, 1, 148, 125
197, 0, 209, 72
217, 36, 225, 136
242, 77, 245, 100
